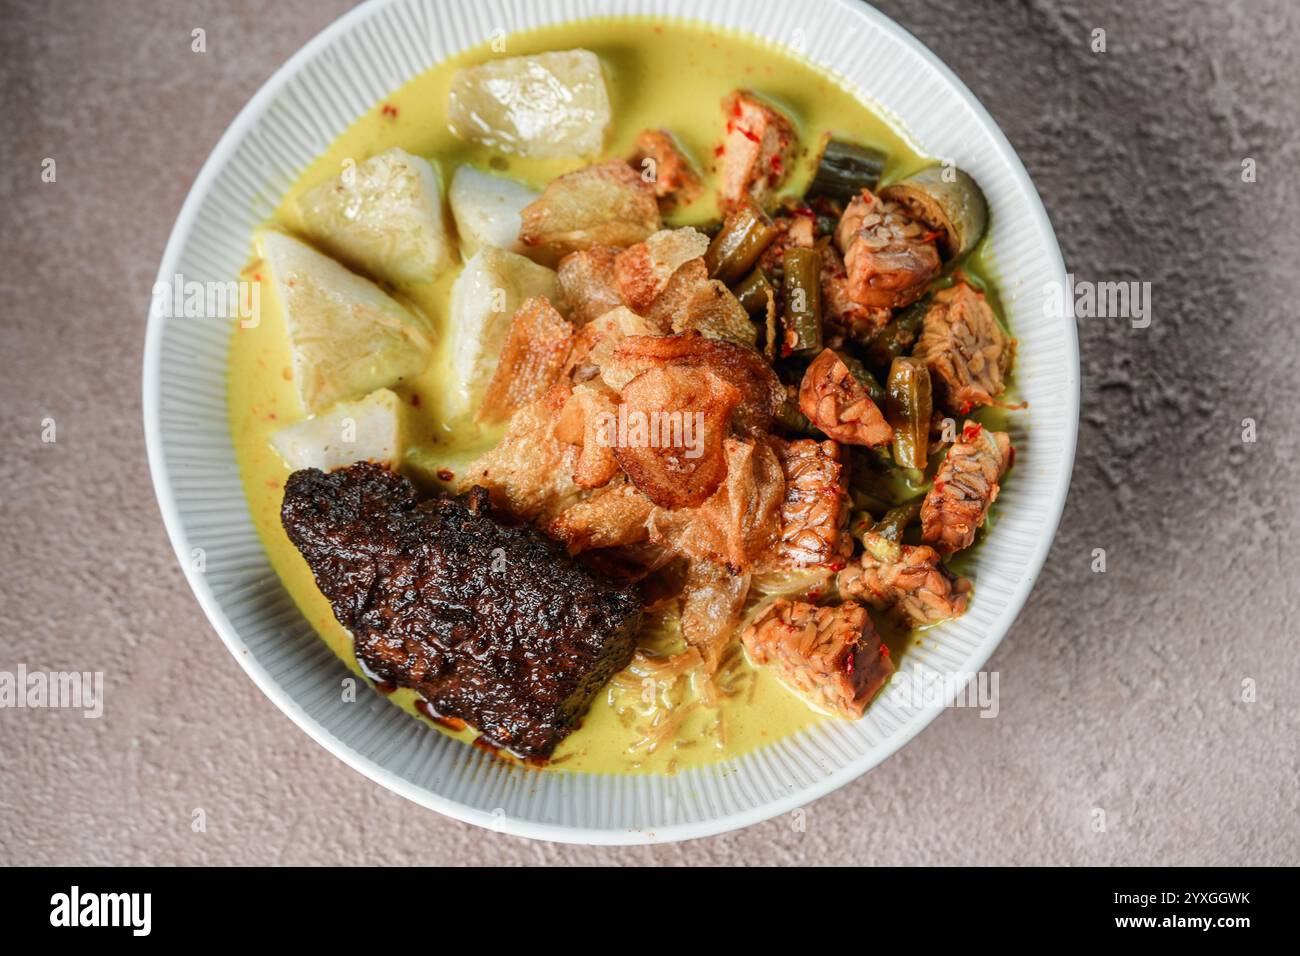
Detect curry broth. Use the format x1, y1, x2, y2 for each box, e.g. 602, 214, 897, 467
228, 16, 993, 773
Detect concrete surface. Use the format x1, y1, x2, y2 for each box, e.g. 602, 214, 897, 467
1, 0, 1297, 866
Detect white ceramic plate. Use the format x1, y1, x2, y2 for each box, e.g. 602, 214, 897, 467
143, 0, 1077, 844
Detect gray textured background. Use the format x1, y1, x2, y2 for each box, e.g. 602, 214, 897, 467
1, 0, 1297, 865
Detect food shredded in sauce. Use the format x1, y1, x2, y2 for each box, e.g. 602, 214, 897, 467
227, 17, 1021, 774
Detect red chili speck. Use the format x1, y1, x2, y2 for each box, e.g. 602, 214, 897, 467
958, 400, 974, 414
713, 144, 725, 157
381, 103, 398, 117
934, 479, 946, 493
963, 422, 983, 442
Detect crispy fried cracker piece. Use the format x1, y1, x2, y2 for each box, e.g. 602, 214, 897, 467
680, 559, 751, 674
614, 228, 709, 312
669, 278, 756, 347
566, 306, 665, 381
646, 436, 785, 571
477, 297, 573, 424
557, 245, 624, 326
554, 380, 621, 489
519, 160, 661, 254
605, 332, 783, 435
549, 477, 655, 553
612, 365, 740, 508
460, 383, 583, 522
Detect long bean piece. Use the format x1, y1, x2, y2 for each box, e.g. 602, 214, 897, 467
781, 246, 823, 356
866, 295, 930, 367
705, 199, 780, 285
851, 497, 923, 561
809, 136, 888, 201
885, 356, 933, 470
734, 267, 776, 316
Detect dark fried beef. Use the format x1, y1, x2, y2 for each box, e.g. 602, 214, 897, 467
281, 462, 642, 759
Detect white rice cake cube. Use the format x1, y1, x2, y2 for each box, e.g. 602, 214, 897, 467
448, 165, 539, 256
296, 147, 455, 285
257, 230, 434, 413
271, 388, 412, 472
448, 50, 611, 158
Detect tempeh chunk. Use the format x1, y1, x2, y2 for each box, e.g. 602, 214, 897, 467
742, 599, 893, 718
770, 437, 852, 570
798, 348, 893, 446
921, 421, 1013, 555
716, 91, 797, 208
912, 282, 1013, 412
835, 190, 940, 310
821, 244, 892, 344
837, 534, 971, 626
629, 129, 704, 207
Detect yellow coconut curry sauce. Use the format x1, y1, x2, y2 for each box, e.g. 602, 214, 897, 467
228, 16, 1005, 774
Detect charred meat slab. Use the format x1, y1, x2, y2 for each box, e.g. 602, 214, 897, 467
281, 462, 642, 759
